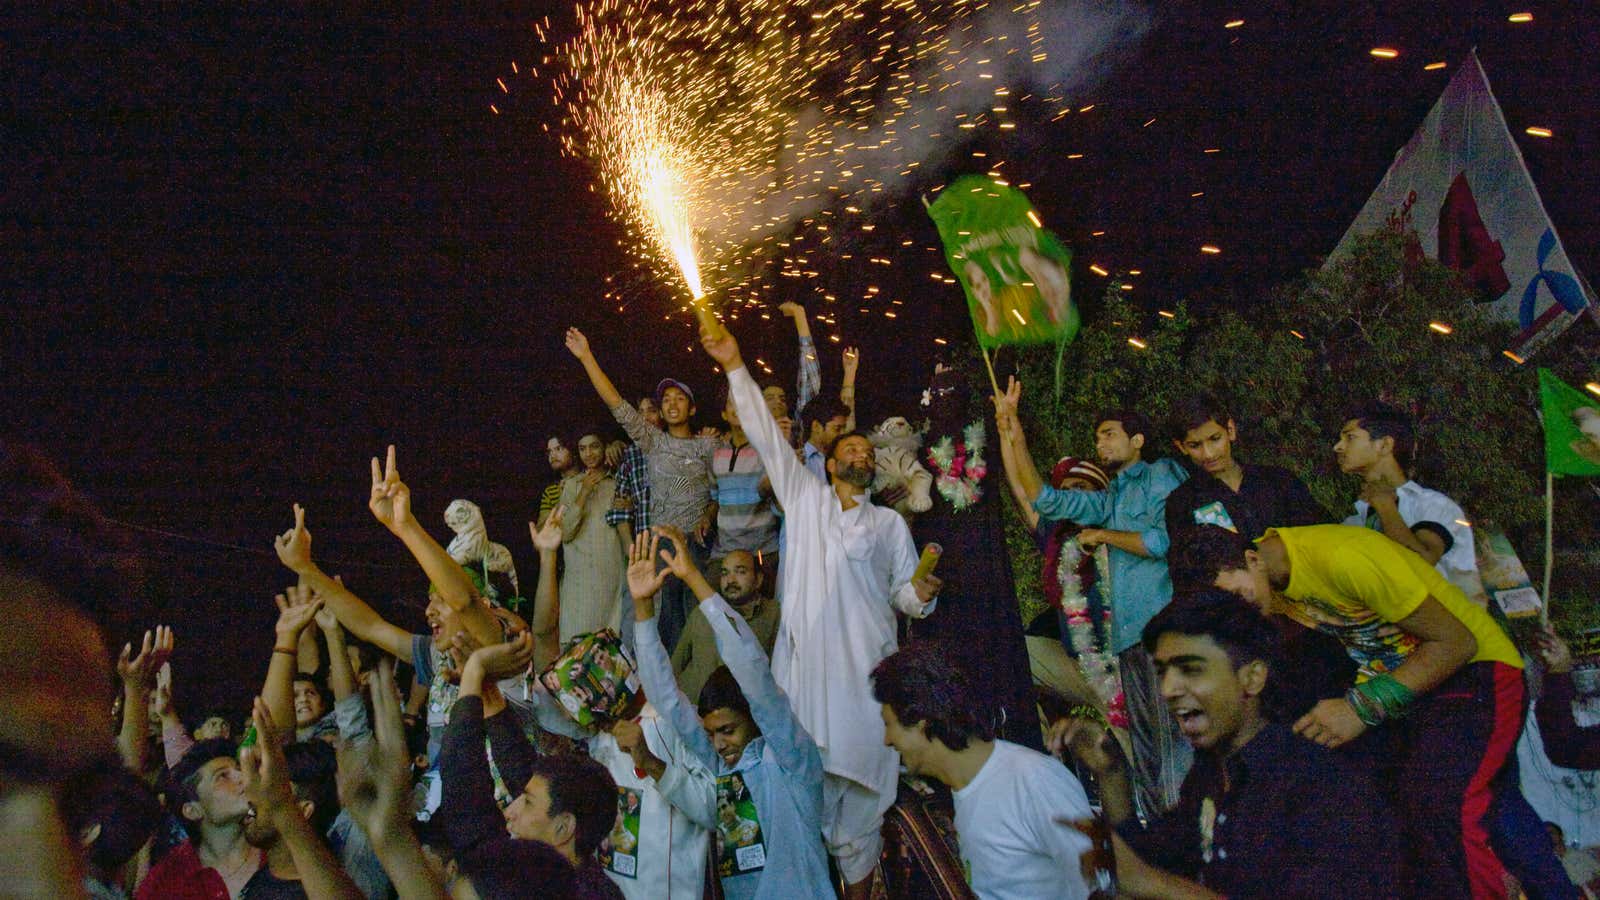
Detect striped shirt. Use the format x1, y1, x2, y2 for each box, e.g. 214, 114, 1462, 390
711, 439, 779, 555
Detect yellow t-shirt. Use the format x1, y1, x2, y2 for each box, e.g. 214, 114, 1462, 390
1268, 525, 1522, 680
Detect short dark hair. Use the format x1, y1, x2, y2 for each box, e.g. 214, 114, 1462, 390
828, 430, 874, 461
166, 738, 239, 837
801, 397, 852, 433
1172, 524, 1254, 590
282, 740, 340, 836
1169, 394, 1234, 441
1142, 590, 1281, 671
1344, 401, 1414, 470
457, 838, 576, 898
62, 766, 162, 872
871, 642, 993, 752
292, 672, 328, 703
186, 705, 236, 736
1096, 408, 1154, 453
697, 666, 754, 724
527, 752, 618, 859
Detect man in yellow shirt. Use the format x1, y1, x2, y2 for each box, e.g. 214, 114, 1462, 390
1185, 523, 1524, 899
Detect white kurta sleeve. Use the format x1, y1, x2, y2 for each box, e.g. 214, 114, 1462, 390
727, 365, 821, 514
884, 511, 935, 618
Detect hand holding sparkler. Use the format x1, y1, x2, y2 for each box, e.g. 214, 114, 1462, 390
699, 322, 743, 373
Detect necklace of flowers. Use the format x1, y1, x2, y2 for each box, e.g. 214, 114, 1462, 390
926, 421, 988, 511
1057, 537, 1125, 727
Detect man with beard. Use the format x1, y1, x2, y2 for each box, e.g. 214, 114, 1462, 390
235, 702, 360, 899
699, 324, 941, 899
671, 550, 780, 703
541, 436, 578, 525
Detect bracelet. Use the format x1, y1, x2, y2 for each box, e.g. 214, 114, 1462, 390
1345, 687, 1384, 727
273, 647, 297, 657
1352, 674, 1417, 723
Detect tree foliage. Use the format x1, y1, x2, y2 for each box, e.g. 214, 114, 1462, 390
995, 229, 1589, 630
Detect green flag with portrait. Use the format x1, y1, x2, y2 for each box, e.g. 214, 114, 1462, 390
926, 176, 1079, 349
1539, 368, 1600, 476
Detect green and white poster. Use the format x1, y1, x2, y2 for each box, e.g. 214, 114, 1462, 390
927, 175, 1080, 348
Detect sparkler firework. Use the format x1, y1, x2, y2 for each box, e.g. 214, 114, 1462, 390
531, 0, 1148, 322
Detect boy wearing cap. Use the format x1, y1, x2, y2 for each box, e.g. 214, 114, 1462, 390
567, 327, 719, 652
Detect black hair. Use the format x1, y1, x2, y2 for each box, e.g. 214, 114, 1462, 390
800, 396, 852, 434
185, 705, 236, 737
526, 752, 619, 859
697, 666, 755, 725
1169, 394, 1234, 441
827, 430, 875, 462
292, 672, 330, 712
1095, 408, 1154, 456
62, 766, 163, 872
166, 738, 239, 837
1141, 590, 1282, 671
457, 837, 577, 898
1343, 400, 1415, 471
282, 740, 340, 836
1171, 524, 1255, 590
870, 642, 993, 752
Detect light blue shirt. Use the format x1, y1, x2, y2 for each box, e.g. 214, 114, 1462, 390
1033, 457, 1188, 652
635, 595, 832, 900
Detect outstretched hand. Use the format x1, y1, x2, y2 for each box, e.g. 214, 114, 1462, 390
843, 346, 860, 376
337, 660, 414, 841
465, 632, 536, 683
117, 626, 175, 691
240, 698, 296, 819
368, 445, 414, 534
274, 585, 324, 641
564, 327, 592, 360
274, 503, 316, 575
626, 531, 669, 602
651, 524, 698, 581
992, 375, 1022, 440
530, 505, 565, 553
699, 324, 742, 370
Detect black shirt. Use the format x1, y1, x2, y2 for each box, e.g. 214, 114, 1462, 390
1165, 462, 1325, 586
1119, 723, 1398, 898
239, 869, 306, 900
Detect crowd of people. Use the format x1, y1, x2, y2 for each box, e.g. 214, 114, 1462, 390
4, 306, 1598, 900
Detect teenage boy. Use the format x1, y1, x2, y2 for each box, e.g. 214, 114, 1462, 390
628, 527, 833, 899
137, 739, 262, 899
1052, 592, 1395, 898
994, 376, 1189, 813
605, 396, 663, 548
712, 392, 780, 570
1189, 523, 1528, 897
1163, 394, 1325, 551
566, 327, 718, 652
873, 642, 1092, 900
1335, 401, 1479, 597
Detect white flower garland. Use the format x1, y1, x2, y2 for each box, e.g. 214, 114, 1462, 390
1057, 537, 1124, 726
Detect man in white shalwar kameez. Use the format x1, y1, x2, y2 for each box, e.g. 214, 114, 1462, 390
700, 324, 942, 897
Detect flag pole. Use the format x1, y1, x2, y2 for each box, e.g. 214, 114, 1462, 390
979, 344, 1001, 397
1542, 469, 1554, 626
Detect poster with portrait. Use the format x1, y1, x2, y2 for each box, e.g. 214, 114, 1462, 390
599, 786, 642, 878
927, 176, 1079, 349
715, 772, 766, 877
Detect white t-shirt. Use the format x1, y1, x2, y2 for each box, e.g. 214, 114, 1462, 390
951, 740, 1092, 900
1345, 480, 1482, 600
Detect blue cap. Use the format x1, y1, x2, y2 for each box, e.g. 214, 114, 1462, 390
655, 378, 695, 407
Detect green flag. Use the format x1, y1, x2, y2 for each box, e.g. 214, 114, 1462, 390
926, 176, 1079, 349
1538, 368, 1600, 476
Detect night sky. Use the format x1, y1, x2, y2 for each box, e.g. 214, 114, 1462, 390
6, 2, 1597, 709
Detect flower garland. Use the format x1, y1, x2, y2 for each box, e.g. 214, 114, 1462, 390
1057, 538, 1126, 728
926, 421, 988, 511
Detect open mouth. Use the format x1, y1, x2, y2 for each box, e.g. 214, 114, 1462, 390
1172, 707, 1208, 738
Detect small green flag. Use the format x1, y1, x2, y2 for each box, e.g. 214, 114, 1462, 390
1538, 368, 1600, 477
927, 176, 1080, 349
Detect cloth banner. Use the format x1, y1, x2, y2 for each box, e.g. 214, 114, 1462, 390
1328, 50, 1594, 355
926, 176, 1080, 349
1539, 369, 1600, 477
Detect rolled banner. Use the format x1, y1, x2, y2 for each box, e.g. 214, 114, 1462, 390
912, 543, 943, 582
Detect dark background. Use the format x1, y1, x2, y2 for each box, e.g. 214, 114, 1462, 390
5, 2, 1596, 712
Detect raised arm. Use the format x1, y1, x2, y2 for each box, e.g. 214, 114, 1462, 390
564, 326, 625, 409
700, 322, 821, 512
700, 587, 819, 778
368, 446, 475, 615
316, 604, 357, 702
275, 504, 415, 664
994, 376, 1048, 509
781, 302, 821, 419
264, 586, 324, 745
840, 345, 859, 432
115, 626, 173, 773
625, 531, 719, 770
337, 661, 448, 900
527, 508, 565, 672
241, 699, 364, 900
995, 388, 1041, 531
